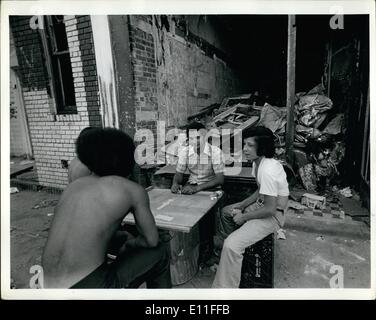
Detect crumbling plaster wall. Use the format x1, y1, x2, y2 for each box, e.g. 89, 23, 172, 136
129, 15, 243, 129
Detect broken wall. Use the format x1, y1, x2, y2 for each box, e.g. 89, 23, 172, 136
129, 15, 244, 130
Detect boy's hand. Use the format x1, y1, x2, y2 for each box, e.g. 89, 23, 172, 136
171, 184, 181, 194
233, 212, 246, 225
182, 184, 198, 195
118, 232, 136, 253
231, 208, 242, 217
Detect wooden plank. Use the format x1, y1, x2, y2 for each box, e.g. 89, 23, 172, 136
123, 188, 223, 233
218, 93, 252, 111
90, 16, 119, 128
286, 15, 296, 166
211, 105, 238, 123
10, 162, 34, 178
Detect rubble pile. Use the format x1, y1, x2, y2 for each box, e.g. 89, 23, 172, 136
163, 84, 348, 194
293, 84, 346, 192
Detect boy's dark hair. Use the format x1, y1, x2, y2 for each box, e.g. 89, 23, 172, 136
242, 126, 275, 158
75, 127, 135, 178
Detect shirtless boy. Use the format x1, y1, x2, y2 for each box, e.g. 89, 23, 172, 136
42, 127, 171, 288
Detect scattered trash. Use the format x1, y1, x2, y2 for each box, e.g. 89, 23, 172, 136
298, 164, 317, 191
210, 190, 223, 201
33, 199, 59, 209
10, 187, 19, 194
277, 229, 286, 240
257, 103, 287, 133
288, 200, 307, 210
352, 192, 360, 201
316, 235, 325, 241
323, 114, 345, 135
338, 187, 352, 198
19, 160, 34, 166
301, 193, 326, 210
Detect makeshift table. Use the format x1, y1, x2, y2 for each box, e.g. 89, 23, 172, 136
123, 187, 224, 285
152, 164, 257, 204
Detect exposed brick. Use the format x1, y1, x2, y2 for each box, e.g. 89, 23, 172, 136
10, 15, 101, 189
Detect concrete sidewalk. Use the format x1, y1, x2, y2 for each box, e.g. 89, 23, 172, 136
274, 212, 370, 288
8, 188, 371, 289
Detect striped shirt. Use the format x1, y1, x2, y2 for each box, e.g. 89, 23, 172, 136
176, 143, 225, 185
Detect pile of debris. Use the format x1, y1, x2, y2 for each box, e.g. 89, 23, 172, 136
162, 93, 266, 165
293, 84, 346, 192
188, 93, 261, 130
161, 84, 348, 194
186, 92, 288, 164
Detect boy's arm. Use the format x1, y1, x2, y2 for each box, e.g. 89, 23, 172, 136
233, 194, 277, 225
126, 185, 159, 248
234, 189, 260, 210
171, 172, 184, 193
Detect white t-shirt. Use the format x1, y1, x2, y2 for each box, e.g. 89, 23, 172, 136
252, 157, 289, 197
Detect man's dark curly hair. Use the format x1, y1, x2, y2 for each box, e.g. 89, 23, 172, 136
242, 126, 275, 158
75, 127, 135, 178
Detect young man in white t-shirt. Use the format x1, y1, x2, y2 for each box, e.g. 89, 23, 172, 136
212, 126, 289, 288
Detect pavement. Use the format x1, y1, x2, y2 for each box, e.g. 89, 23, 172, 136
8, 186, 371, 289
274, 212, 370, 288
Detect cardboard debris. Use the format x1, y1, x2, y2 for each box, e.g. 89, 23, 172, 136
277, 229, 286, 240
33, 199, 59, 209
288, 199, 307, 210
339, 187, 352, 198
301, 193, 326, 209
10, 187, 19, 194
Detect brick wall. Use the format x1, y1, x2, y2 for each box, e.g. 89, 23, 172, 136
128, 15, 244, 164
128, 17, 158, 162
10, 15, 101, 188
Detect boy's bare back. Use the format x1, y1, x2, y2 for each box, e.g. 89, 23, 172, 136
42, 175, 148, 288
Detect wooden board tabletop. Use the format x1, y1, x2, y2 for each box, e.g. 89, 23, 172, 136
154, 164, 254, 179
123, 188, 223, 233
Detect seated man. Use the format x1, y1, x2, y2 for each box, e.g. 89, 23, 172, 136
171, 122, 224, 194
171, 122, 225, 264
212, 126, 289, 288
42, 127, 171, 288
